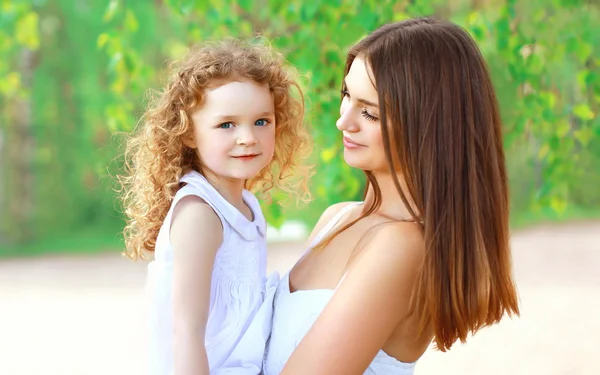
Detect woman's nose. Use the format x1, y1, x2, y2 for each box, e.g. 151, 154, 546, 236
336, 104, 359, 132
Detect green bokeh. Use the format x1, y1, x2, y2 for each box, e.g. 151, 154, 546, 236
1, 0, 599, 256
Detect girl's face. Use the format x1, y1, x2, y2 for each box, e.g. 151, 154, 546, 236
337, 57, 388, 173
189, 78, 276, 182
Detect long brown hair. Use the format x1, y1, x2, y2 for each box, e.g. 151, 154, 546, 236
320, 17, 519, 351
119, 38, 312, 260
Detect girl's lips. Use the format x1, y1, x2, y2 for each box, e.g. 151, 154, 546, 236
232, 153, 260, 160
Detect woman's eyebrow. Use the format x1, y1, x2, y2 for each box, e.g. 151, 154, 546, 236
343, 79, 379, 108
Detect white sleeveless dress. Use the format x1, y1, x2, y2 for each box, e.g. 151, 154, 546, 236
146, 170, 278, 375
263, 203, 417, 375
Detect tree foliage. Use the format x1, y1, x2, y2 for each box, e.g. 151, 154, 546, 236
0, 0, 598, 248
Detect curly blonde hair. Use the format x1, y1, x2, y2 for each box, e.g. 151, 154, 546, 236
119, 38, 312, 261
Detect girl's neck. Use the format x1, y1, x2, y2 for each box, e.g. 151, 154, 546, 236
202, 169, 246, 209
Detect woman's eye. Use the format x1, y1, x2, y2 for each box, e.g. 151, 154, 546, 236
361, 109, 379, 122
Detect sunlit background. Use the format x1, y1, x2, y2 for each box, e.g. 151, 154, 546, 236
1, 0, 599, 374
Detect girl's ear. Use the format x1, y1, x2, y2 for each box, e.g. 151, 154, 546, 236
180, 109, 197, 149
182, 132, 196, 149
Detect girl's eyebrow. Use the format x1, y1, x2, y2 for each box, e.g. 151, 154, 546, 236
211, 111, 275, 122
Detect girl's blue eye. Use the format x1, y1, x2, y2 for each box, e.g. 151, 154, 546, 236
255, 119, 269, 126
218, 122, 233, 129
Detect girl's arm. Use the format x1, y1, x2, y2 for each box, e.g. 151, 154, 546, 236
281, 222, 425, 375
171, 195, 223, 375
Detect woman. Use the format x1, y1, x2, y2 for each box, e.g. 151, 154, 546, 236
263, 17, 520, 375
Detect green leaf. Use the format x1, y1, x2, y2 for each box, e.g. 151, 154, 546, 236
550, 196, 567, 215
538, 143, 550, 160
0, 30, 13, 51
504, 116, 526, 149
466, 11, 479, 26
549, 134, 560, 151
539, 91, 557, 109
586, 71, 597, 87
470, 25, 485, 41
576, 70, 588, 89
573, 104, 595, 121
124, 10, 139, 32
108, 52, 123, 73
495, 17, 510, 51
15, 11, 39, 50
575, 42, 593, 64
168, 42, 189, 59
103, 0, 119, 22
0, 71, 21, 96
97, 33, 110, 48
107, 117, 119, 133
320, 147, 336, 163
317, 185, 327, 198
237, 0, 253, 13
556, 120, 571, 138
574, 127, 593, 146
393, 11, 410, 22
123, 52, 136, 73
527, 53, 544, 75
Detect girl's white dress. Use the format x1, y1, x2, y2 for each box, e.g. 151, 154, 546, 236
146, 170, 278, 375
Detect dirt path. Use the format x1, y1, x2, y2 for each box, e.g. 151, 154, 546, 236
1, 221, 598, 375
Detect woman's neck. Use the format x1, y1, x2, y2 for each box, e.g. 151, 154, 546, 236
363, 171, 419, 221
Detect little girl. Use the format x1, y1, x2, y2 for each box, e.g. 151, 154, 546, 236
119, 39, 311, 375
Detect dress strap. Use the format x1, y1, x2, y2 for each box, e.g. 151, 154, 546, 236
155, 183, 229, 262
308, 202, 362, 249
180, 170, 265, 240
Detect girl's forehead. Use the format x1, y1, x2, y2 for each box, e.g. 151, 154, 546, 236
208, 76, 266, 89
191, 80, 274, 121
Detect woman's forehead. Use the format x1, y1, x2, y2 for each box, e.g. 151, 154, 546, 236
345, 57, 379, 106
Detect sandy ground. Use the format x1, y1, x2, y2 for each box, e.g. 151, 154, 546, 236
0, 220, 599, 375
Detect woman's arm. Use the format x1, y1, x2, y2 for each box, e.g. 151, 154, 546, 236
281, 222, 425, 375
171, 195, 223, 375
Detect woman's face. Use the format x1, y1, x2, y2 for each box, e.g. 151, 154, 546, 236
337, 57, 388, 173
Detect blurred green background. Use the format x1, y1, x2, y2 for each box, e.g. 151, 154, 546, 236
1, 0, 599, 257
